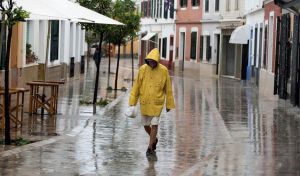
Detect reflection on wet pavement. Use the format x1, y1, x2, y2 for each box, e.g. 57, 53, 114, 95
1, 60, 300, 175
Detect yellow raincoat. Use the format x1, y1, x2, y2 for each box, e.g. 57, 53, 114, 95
129, 48, 175, 117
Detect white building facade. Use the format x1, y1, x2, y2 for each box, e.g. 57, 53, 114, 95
24, 19, 86, 82
137, 0, 176, 69
244, 0, 265, 86
218, 0, 246, 78
201, 0, 223, 74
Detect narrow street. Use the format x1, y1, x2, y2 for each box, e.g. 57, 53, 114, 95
1, 59, 300, 175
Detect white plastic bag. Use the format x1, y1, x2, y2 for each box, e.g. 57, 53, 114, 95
125, 106, 137, 118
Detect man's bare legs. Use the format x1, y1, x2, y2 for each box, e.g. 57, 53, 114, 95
144, 126, 151, 136
144, 125, 158, 150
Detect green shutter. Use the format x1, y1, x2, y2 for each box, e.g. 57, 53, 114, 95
162, 37, 167, 58
206, 36, 211, 61
190, 32, 197, 60
200, 36, 203, 60
50, 20, 59, 61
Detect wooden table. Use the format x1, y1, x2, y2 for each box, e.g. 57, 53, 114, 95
0, 88, 29, 129
27, 81, 63, 115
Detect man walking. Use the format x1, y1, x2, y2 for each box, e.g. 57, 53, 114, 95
93, 47, 100, 67
129, 48, 175, 156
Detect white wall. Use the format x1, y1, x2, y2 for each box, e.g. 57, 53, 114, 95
140, 22, 175, 61
267, 11, 275, 73
23, 20, 86, 68
246, 9, 264, 68
202, 23, 221, 64
220, 0, 245, 19
38, 21, 47, 64
245, 0, 264, 15
60, 20, 70, 63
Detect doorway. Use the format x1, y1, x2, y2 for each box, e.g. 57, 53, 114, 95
224, 35, 235, 76
216, 34, 220, 75
180, 32, 186, 70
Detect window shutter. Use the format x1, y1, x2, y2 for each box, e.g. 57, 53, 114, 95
170, 0, 174, 19
151, 0, 153, 18
148, 0, 151, 17
190, 32, 197, 60
200, 36, 203, 60
160, 0, 162, 17
162, 37, 167, 58
206, 36, 211, 61
141, 2, 144, 17
50, 20, 59, 61
215, 0, 219, 11
164, 0, 168, 19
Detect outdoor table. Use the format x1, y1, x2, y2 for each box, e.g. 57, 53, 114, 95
9, 88, 30, 126
0, 88, 28, 129
31, 80, 64, 114
27, 81, 62, 115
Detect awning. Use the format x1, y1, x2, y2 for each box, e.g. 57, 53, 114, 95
141, 32, 157, 41
15, 0, 123, 25
229, 25, 250, 44
275, 0, 300, 14
15, 0, 69, 20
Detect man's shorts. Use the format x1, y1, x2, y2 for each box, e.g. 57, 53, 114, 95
141, 115, 160, 126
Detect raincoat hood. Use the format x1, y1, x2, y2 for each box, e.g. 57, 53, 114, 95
146, 48, 160, 63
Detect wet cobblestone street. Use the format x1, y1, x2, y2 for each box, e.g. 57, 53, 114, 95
1, 59, 300, 175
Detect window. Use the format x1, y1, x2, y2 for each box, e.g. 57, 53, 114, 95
144, 1, 148, 17
162, 37, 167, 58
192, 0, 199, 7
259, 26, 263, 68
157, 0, 159, 18
50, 20, 59, 61
235, 0, 239, 10
190, 32, 197, 59
154, 0, 157, 18
206, 36, 211, 61
159, 0, 162, 17
151, 0, 153, 17
26, 21, 37, 64
180, 0, 187, 8
164, 0, 168, 19
215, 0, 219, 11
226, 0, 230, 11
170, 0, 174, 19
148, 0, 151, 17
159, 38, 161, 53
170, 36, 174, 45
200, 36, 204, 60
205, 0, 209, 12
263, 25, 268, 69
141, 2, 144, 17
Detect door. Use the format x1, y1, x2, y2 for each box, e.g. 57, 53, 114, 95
216, 34, 220, 75
225, 36, 235, 76
180, 32, 185, 70
241, 43, 249, 80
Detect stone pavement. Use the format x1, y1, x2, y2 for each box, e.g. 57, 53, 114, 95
0, 58, 138, 151
1, 59, 300, 175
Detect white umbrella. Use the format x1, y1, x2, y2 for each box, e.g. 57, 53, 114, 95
15, 0, 123, 25
15, 0, 69, 20
229, 25, 250, 44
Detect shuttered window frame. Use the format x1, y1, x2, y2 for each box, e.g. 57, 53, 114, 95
190, 32, 197, 60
